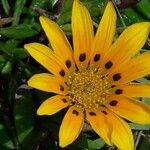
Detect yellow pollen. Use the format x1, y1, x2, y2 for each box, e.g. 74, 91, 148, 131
67, 67, 112, 109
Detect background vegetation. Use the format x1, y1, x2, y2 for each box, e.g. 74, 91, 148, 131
0, 0, 150, 149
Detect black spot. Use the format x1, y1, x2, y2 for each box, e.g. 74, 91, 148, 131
113, 73, 121, 81
89, 112, 96, 116
109, 100, 118, 106
62, 98, 67, 103
60, 85, 64, 91
79, 53, 86, 62
101, 104, 105, 107
94, 54, 100, 62
111, 85, 116, 88
65, 60, 71, 68
101, 110, 107, 115
115, 89, 123, 95
105, 61, 113, 69
72, 110, 79, 116
59, 69, 65, 77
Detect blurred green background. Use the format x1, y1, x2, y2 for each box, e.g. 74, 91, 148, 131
0, 0, 150, 149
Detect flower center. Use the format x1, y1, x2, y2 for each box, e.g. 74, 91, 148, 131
67, 67, 112, 109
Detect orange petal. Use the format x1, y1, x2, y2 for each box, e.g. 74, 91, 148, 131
90, 2, 116, 67
106, 96, 150, 124
110, 52, 150, 84
87, 107, 134, 150
24, 43, 69, 79
39, 16, 75, 72
37, 95, 70, 115
108, 110, 134, 150
102, 22, 150, 74
59, 106, 84, 147
114, 84, 150, 97
28, 73, 68, 95
86, 109, 112, 145
72, 0, 94, 69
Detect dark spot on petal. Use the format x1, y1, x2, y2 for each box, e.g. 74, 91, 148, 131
101, 110, 107, 115
89, 112, 96, 116
113, 73, 121, 81
62, 98, 67, 103
65, 60, 71, 68
72, 110, 79, 116
109, 100, 118, 106
94, 54, 100, 62
105, 61, 113, 69
79, 53, 86, 62
115, 89, 123, 95
111, 85, 116, 88
59, 69, 65, 77
60, 85, 64, 91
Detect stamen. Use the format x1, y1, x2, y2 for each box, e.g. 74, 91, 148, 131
67, 68, 112, 109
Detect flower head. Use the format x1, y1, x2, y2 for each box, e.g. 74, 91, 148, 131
24, 0, 150, 149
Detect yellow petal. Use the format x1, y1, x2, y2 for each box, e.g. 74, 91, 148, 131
110, 51, 150, 84
24, 43, 69, 78
88, 107, 134, 150
86, 109, 112, 145
59, 106, 84, 147
72, 0, 94, 69
106, 96, 150, 124
114, 84, 150, 97
107, 110, 134, 150
90, 2, 116, 67
37, 95, 70, 115
28, 73, 68, 95
102, 22, 150, 73
39, 16, 75, 71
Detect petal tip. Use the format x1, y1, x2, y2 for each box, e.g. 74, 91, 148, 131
37, 107, 44, 116
59, 141, 67, 148
24, 44, 30, 50
39, 16, 46, 21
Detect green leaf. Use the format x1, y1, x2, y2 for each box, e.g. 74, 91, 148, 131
0, 124, 14, 149
0, 24, 38, 39
129, 123, 150, 130
121, 7, 144, 24
0, 40, 29, 59
57, 0, 106, 25
135, 0, 150, 20
137, 131, 150, 150
31, 0, 58, 10
1, 61, 12, 74
12, 0, 27, 25
87, 138, 105, 150
14, 93, 35, 149
0, 55, 6, 71
57, 0, 73, 25
67, 133, 88, 150
83, 0, 105, 17
12, 48, 29, 59
1, 0, 10, 15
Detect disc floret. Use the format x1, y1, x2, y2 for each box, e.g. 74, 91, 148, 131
67, 67, 112, 109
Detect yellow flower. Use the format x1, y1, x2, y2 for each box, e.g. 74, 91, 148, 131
24, 0, 150, 149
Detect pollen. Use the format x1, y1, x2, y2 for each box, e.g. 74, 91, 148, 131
67, 67, 112, 109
